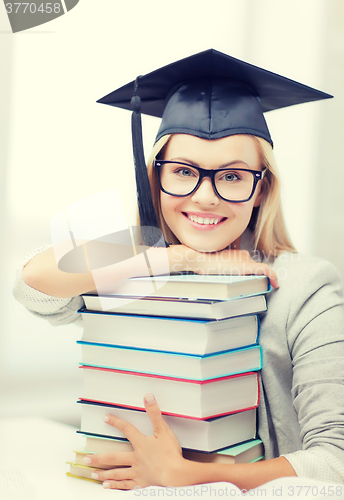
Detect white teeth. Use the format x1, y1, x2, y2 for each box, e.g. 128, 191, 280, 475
187, 214, 222, 225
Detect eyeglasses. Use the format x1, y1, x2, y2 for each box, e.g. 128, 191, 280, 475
153, 160, 266, 203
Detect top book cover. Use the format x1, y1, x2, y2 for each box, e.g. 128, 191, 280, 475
93, 274, 271, 301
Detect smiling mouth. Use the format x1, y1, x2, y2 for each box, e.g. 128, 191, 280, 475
183, 213, 227, 226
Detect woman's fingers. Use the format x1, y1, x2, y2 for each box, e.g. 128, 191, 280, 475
243, 262, 279, 289
100, 396, 168, 442
85, 394, 184, 489
84, 451, 134, 467
102, 414, 143, 443
102, 479, 137, 490
143, 393, 166, 434
91, 466, 135, 484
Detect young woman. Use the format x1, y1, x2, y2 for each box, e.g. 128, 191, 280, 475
13, 50, 344, 489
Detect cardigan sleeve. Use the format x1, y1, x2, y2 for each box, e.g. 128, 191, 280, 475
281, 258, 344, 483
12, 245, 84, 326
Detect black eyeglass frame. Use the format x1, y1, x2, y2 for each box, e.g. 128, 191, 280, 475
153, 160, 266, 203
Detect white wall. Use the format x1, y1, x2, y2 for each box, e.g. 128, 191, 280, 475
1, 0, 341, 425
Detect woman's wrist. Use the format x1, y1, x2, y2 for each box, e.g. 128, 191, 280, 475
165, 458, 228, 487
161, 457, 206, 487
165, 457, 296, 489
167, 245, 197, 274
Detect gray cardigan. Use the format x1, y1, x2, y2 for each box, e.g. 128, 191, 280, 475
13, 245, 344, 483
259, 251, 344, 482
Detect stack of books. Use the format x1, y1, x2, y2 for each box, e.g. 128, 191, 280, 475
67, 274, 270, 483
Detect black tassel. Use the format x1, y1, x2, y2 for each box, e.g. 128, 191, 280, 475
131, 77, 167, 247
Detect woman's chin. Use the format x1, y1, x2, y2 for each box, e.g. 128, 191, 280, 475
180, 238, 230, 254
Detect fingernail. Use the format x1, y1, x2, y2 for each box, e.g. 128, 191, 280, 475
103, 415, 109, 423
91, 472, 99, 480
103, 482, 110, 489
83, 457, 92, 465
144, 393, 156, 405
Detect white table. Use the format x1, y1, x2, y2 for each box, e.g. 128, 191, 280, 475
0, 417, 123, 499
0, 417, 342, 500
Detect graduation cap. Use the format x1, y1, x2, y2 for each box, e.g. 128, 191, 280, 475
97, 49, 332, 244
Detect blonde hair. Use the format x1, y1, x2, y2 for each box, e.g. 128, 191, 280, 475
145, 134, 296, 257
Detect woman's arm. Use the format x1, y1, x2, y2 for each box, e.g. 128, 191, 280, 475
22, 247, 97, 298
85, 395, 295, 490
178, 456, 296, 490
13, 245, 85, 325
279, 258, 344, 481
22, 244, 278, 298
22, 245, 173, 298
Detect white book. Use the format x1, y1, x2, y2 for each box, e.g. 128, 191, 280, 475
67, 463, 101, 483
73, 440, 264, 466
78, 343, 262, 380
77, 401, 258, 452
81, 293, 267, 320
80, 310, 260, 355
70, 438, 264, 469
109, 274, 270, 300
80, 366, 259, 419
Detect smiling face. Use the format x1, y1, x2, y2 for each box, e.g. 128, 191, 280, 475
159, 134, 263, 252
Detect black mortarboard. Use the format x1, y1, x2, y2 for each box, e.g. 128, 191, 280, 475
97, 49, 332, 241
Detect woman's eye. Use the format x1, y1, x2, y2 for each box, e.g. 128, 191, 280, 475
222, 172, 240, 182
175, 168, 195, 177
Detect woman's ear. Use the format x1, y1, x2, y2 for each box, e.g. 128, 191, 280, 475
253, 178, 266, 207
254, 191, 262, 207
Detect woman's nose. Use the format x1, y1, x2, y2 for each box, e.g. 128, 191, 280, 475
190, 178, 220, 206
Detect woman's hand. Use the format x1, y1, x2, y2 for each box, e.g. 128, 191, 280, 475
83, 394, 187, 490
168, 245, 279, 288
